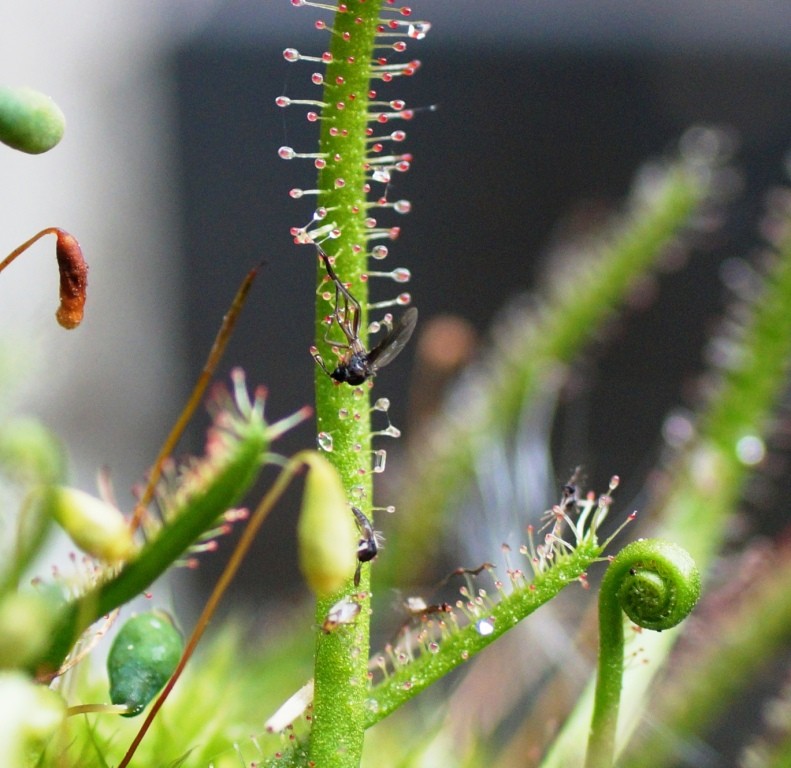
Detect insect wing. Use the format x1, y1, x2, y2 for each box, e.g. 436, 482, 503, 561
367, 307, 418, 371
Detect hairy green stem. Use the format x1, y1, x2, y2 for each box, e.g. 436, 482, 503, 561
586, 540, 700, 768
309, 2, 383, 765
34, 386, 282, 678
365, 538, 603, 726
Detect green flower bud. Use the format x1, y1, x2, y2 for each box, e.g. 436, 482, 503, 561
297, 453, 357, 596
0, 86, 65, 154
0, 592, 62, 670
107, 610, 183, 717
44, 486, 137, 564
0, 672, 65, 768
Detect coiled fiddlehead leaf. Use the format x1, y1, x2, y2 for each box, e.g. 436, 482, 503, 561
586, 539, 701, 768
609, 540, 701, 632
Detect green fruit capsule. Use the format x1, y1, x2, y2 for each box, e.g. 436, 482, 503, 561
0, 86, 65, 154
107, 610, 183, 717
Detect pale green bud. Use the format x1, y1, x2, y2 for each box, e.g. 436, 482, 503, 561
44, 486, 137, 563
0, 86, 65, 154
0, 672, 65, 768
297, 453, 357, 596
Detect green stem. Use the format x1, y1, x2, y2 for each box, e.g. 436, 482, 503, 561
586, 540, 700, 768
365, 538, 603, 726
308, 3, 383, 766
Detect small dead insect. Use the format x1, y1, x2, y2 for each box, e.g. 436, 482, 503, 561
352, 506, 384, 586
403, 596, 453, 620
560, 470, 582, 511
321, 596, 361, 634
392, 596, 453, 646
541, 467, 584, 533
312, 245, 418, 385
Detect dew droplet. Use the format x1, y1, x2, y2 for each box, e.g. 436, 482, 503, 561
365, 698, 380, 714
407, 21, 431, 39
428, 642, 439, 654
394, 200, 411, 214
382, 425, 401, 438
392, 267, 411, 282
338, 408, 349, 420
401, 680, 413, 690
372, 169, 391, 183
352, 387, 365, 400
385, 505, 396, 514
373, 449, 387, 473
373, 398, 390, 412
460, 650, 469, 660
317, 432, 334, 452
278, 146, 296, 159
475, 618, 495, 636
371, 245, 389, 260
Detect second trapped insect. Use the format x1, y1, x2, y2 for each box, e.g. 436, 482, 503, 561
312, 245, 418, 385
352, 506, 383, 586
322, 596, 362, 633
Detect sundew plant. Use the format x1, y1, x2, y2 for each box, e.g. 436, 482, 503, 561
2, 2, 791, 767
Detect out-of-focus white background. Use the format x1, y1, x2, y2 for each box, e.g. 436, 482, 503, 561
0, 4, 192, 499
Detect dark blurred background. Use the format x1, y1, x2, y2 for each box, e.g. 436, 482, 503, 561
169, 1, 791, 607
